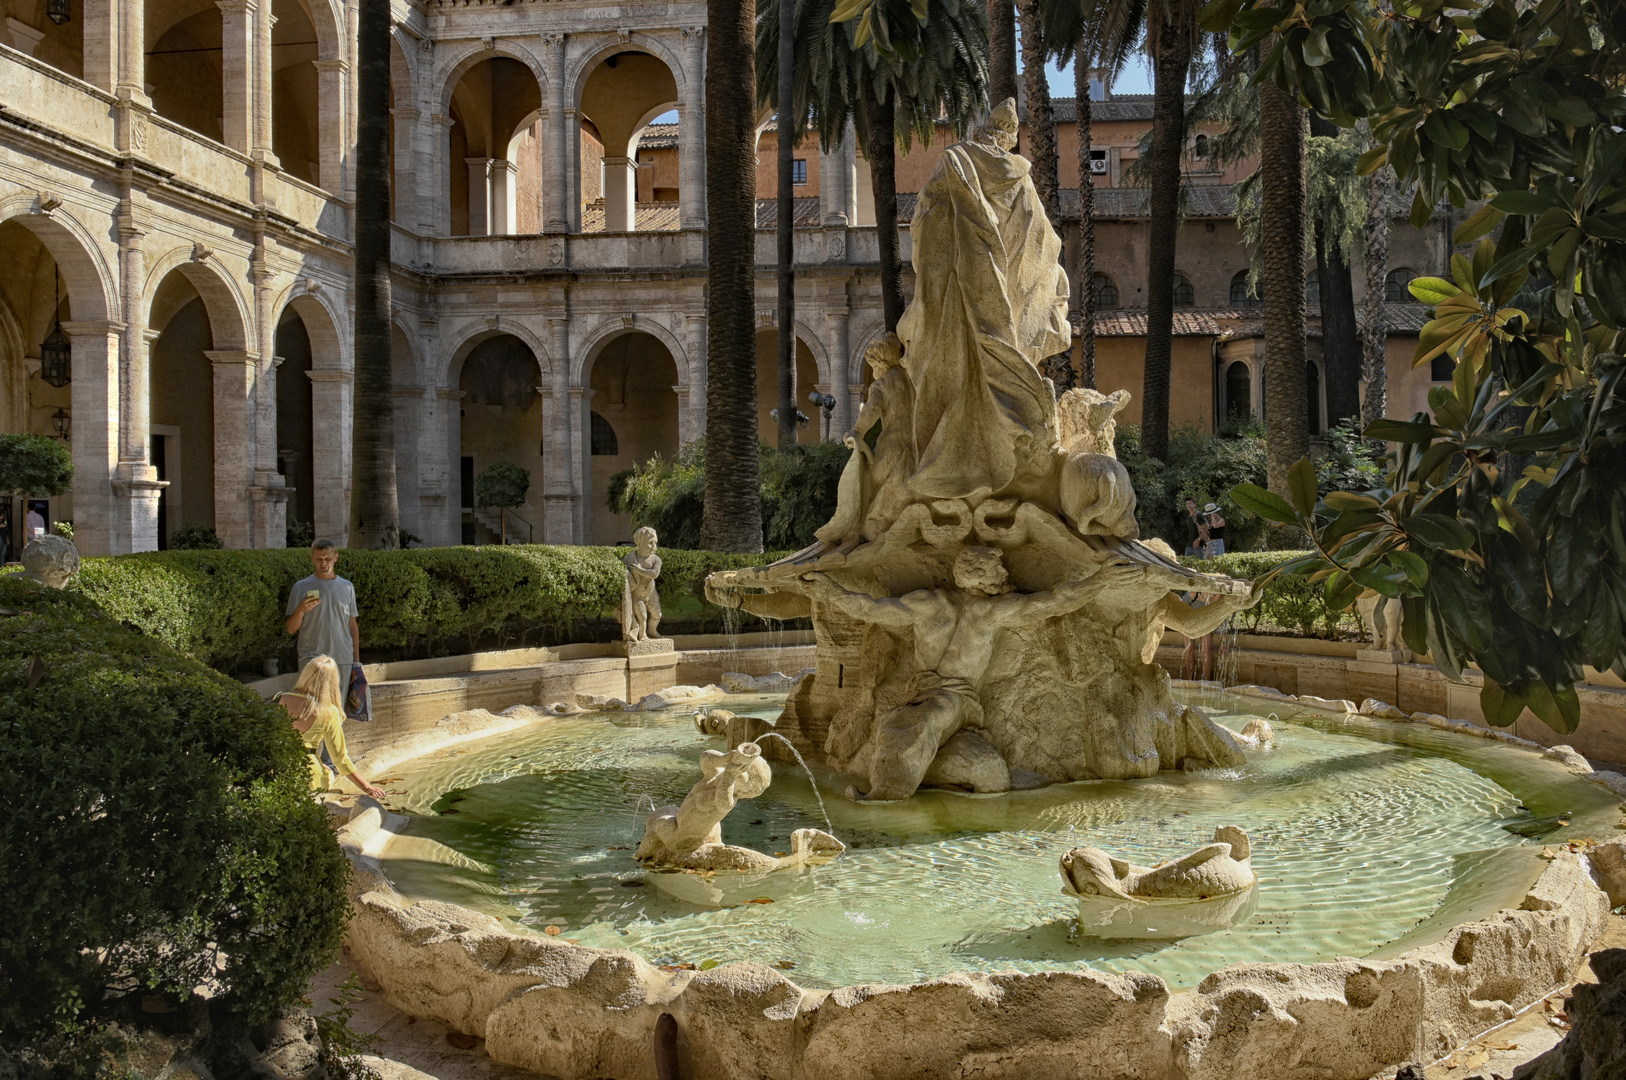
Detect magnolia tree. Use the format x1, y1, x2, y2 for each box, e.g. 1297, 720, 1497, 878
1207, 0, 1626, 734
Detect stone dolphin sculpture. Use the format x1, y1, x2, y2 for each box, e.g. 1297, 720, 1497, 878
1060, 825, 1256, 902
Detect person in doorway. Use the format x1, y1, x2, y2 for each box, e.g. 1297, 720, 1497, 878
1177, 498, 1205, 558
284, 540, 368, 721
274, 656, 386, 798
24, 506, 45, 541
1202, 503, 1227, 558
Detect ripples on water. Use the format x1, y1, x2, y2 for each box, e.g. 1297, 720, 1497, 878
381, 698, 1590, 989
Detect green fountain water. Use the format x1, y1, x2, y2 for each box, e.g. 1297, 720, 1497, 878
378, 690, 1618, 991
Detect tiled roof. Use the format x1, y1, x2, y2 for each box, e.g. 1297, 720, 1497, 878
1048, 96, 1160, 123
579, 201, 682, 232
637, 123, 679, 150
1080, 302, 1428, 339
754, 196, 824, 228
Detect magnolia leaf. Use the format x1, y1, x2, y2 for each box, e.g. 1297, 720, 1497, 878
1480, 678, 1527, 727
1230, 483, 1300, 524
1323, 491, 1382, 511
1390, 549, 1430, 588
1524, 681, 1580, 735
1408, 276, 1462, 305
1365, 418, 1447, 443
1454, 203, 1507, 246
1287, 457, 1319, 516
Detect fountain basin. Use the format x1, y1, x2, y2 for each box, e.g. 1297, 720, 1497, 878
336, 688, 1626, 1080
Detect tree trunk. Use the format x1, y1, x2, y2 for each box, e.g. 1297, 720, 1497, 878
700, 0, 764, 552
776, 0, 797, 450
988, 0, 1018, 108
1139, 30, 1192, 462
1074, 48, 1096, 389
1017, 0, 1059, 225
863, 83, 906, 334
1309, 115, 1360, 431
1362, 162, 1390, 430
348, 0, 398, 550
1260, 69, 1308, 497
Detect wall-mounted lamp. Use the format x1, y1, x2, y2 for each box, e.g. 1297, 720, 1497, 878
47, 0, 69, 26
39, 268, 71, 387
50, 407, 71, 442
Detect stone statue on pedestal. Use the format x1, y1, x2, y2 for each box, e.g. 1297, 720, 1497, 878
621, 526, 670, 653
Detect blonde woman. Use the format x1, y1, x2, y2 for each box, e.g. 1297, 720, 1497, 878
275, 656, 385, 798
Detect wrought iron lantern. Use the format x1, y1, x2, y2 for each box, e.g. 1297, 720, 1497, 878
39, 269, 70, 388
50, 408, 70, 442
46, 0, 69, 26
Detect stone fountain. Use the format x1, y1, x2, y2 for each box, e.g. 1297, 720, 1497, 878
707, 98, 1259, 801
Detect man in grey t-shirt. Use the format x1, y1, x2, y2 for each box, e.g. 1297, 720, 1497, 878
285, 538, 360, 671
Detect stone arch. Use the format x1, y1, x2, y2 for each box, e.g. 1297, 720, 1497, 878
847, 317, 888, 386
574, 318, 688, 389
567, 34, 686, 111
578, 326, 683, 543
0, 201, 117, 323
436, 41, 551, 119
143, 246, 251, 352
271, 285, 348, 369
791, 318, 832, 386
444, 320, 554, 389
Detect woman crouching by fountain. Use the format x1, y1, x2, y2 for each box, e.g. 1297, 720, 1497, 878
275, 655, 386, 799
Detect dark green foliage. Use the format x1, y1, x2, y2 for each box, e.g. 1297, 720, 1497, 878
0, 433, 72, 497
0, 575, 349, 1045
472, 462, 531, 511
286, 520, 315, 549
1183, 550, 1359, 638
169, 524, 224, 550
609, 439, 850, 552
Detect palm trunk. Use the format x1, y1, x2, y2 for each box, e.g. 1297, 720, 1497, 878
1362, 162, 1390, 430
1260, 68, 1308, 496
1017, 0, 1059, 224
349, 0, 397, 550
701, 0, 764, 552
1074, 47, 1096, 389
863, 83, 906, 333
1140, 30, 1192, 462
988, 0, 1018, 108
775, 0, 797, 450
1309, 116, 1359, 430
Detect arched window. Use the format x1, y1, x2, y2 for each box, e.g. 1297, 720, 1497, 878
1305, 360, 1322, 437
1173, 273, 1195, 308
590, 411, 619, 455
1225, 361, 1252, 419
1092, 273, 1119, 310
1306, 270, 1321, 308
1230, 271, 1262, 307
1192, 133, 1210, 162
1386, 267, 1418, 303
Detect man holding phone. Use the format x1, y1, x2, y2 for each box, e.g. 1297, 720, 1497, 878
285, 538, 361, 674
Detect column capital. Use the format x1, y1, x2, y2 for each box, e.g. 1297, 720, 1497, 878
436, 387, 465, 399
391, 106, 420, 121
542, 32, 566, 50
312, 58, 349, 73
215, 0, 256, 14
204, 349, 256, 365
566, 385, 593, 400
59, 319, 123, 339
432, 112, 457, 129
681, 25, 704, 44
394, 386, 427, 397
307, 369, 353, 384
465, 156, 493, 166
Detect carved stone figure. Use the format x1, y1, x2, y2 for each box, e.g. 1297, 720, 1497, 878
1061, 826, 1256, 901
622, 526, 664, 643
636, 741, 844, 872
1061, 826, 1259, 938
21, 535, 79, 588
703, 101, 1260, 799
1356, 592, 1405, 652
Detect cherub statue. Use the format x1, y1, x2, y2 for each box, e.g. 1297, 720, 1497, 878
636, 742, 844, 871
816, 333, 916, 545
622, 526, 663, 642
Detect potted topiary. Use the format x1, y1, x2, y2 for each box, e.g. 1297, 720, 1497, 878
473, 461, 530, 544
0, 432, 72, 561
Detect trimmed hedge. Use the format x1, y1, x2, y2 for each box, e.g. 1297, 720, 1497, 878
1180, 550, 1361, 639
0, 574, 349, 1040
74, 545, 798, 676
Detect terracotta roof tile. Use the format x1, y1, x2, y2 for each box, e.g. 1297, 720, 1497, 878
579, 201, 682, 232
754, 196, 824, 228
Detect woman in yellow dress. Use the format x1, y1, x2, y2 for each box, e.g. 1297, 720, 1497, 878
275, 656, 386, 798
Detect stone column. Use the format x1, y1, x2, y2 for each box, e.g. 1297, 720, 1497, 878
206, 349, 254, 548
82, 0, 116, 91
249, 256, 286, 548
673, 385, 695, 445
819, 134, 851, 227
307, 369, 352, 544
431, 113, 455, 236
542, 33, 568, 234
490, 159, 518, 235
466, 158, 492, 235
541, 315, 578, 543
116, 0, 147, 104
390, 104, 417, 224
684, 311, 707, 438
841, 127, 858, 224
602, 155, 635, 232
316, 59, 350, 194
825, 307, 853, 435
109, 201, 163, 554
679, 26, 706, 229
62, 321, 120, 557
253, 0, 276, 163
393, 386, 424, 537
436, 386, 463, 545
568, 384, 591, 542
564, 109, 582, 232
217, 0, 255, 155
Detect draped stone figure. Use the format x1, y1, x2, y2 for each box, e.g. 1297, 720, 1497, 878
899, 99, 1072, 501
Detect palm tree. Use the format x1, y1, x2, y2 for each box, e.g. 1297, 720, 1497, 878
349, 0, 398, 549
762, 0, 988, 334
1309, 114, 1360, 429
702, 0, 765, 552
1018, 0, 1059, 224
1362, 160, 1390, 429
776, 0, 799, 450
1085, 0, 1204, 462
1074, 50, 1096, 388
989, 0, 1018, 104
1258, 62, 1308, 496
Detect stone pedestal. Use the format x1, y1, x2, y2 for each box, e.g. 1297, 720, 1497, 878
1356, 647, 1411, 664
620, 639, 677, 700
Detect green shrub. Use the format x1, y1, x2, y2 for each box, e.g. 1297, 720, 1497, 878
0, 432, 72, 496
608, 439, 851, 552
473, 462, 531, 510
169, 523, 224, 550
1180, 550, 1361, 638
0, 575, 349, 1044
286, 519, 315, 548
